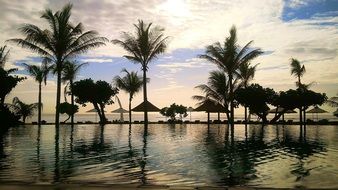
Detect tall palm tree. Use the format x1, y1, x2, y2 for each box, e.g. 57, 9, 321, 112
11, 97, 39, 123
0, 45, 10, 68
290, 58, 306, 87
193, 70, 231, 121
114, 69, 143, 124
62, 60, 87, 124
112, 20, 169, 126
200, 26, 262, 127
237, 62, 258, 122
8, 3, 107, 128
23, 60, 52, 124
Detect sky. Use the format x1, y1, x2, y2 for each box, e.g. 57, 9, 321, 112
1, 0, 338, 114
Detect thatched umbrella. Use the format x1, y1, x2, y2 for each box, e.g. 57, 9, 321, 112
333, 109, 338, 117
194, 100, 227, 123
306, 106, 328, 121
269, 107, 296, 121
132, 101, 160, 112
111, 108, 128, 121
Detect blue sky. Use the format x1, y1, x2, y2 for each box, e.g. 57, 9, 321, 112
1, 0, 337, 114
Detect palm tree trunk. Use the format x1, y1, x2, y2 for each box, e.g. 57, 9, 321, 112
70, 80, 74, 125
142, 68, 148, 128
129, 95, 132, 124
38, 82, 42, 125
303, 107, 306, 125
93, 103, 102, 123
244, 106, 247, 123
55, 64, 61, 129
299, 107, 302, 125
100, 103, 107, 124
229, 74, 234, 128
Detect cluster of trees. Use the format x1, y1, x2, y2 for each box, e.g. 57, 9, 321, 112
194, 26, 328, 126
160, 104, 188, 122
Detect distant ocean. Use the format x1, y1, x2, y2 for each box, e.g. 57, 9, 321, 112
26, 112, 338, 123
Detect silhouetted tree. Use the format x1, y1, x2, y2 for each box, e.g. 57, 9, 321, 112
0, 67, 26, 106
290, 58, 306, 87
160, 103, 188, 122
112, 20, 169, 126
59, 102, 78, 122
235, 84, 277, 123
9, 3, 107, 127
72, 79, 118, 124
23, 60, 52, 124
10, 97, 39, 123
114, 69, 144, 124
193, 70, 231, 121
237, 62, 258, 122
0, 45, 10, 68
62, 60, 87, 124
199, 26, 262, 128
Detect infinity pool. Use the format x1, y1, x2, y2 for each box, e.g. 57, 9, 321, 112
0, 124, 337, 188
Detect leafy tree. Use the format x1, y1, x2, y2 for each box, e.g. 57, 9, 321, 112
0, 67, 26, 106
59, 102, 79, 123
199, 25, 262, 128
9, 3, 107, 127
271, 88, 327, 123
72, 79, 118, 124
235, 84, 277, 123
0, 105, 20, 133
193, 70, 231, 121
10, 97, 39, 123
62, 60, 87, 124
0, 45, 10, 68
112, 20, 169, 126
23, 60, 52, 124
160, 103, 188, 122
113, 69, 144, 124
237, 62, 258, 122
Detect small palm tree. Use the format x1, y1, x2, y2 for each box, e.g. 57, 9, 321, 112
199, 25, 262, 127
8, 3, 107, 127
112, 20, 169, 125
0, 45, 10, 68
290, 58, 306, 87
237, 62, 258, 122
23, 60, 52, 124
62, 60, 87, 124
114, 69, 143, 124
193, 70, 231, 121
11, 97, 39, 123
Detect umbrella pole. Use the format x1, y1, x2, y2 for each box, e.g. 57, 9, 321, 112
207, 112, 210, 124
190, 111, 192, 121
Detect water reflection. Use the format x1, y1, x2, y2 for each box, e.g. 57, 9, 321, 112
0, 124, 336, 188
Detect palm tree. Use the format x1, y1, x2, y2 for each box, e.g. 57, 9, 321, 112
23, 60, 52, 124
237, 62, 258, 122
62, 60, 87, 124
11, 97, 39, 123
199, 26, 262, 127
290, 58, 306, 87
114, 69, 143, 124
193, 70, 231, 121
0, 45, 10, 68
112, 20, 169, 126
8, 3, 107, 128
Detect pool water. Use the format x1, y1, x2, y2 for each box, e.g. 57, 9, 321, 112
0, 124, 337, 188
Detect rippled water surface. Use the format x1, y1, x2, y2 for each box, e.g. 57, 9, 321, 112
0, 124, 337, 188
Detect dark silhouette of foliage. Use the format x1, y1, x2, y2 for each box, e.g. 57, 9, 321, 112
0, 45, 10, 68
62, 60, 87, 124
0, 67, 26, 106
22, 60, 52, 124
235, 84, 277, 123
290, 58, 306, 87
160, 103, 188, 122
113, 20, 169, 125
199, 25, 262, 127
193, 70, 231, 121
72, 79, 118, 124
0, 105, 20, 133
59, 102, 79, 122
8, 3, 107, 127
114, 69, 144, 124
10, 97, 39, 123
